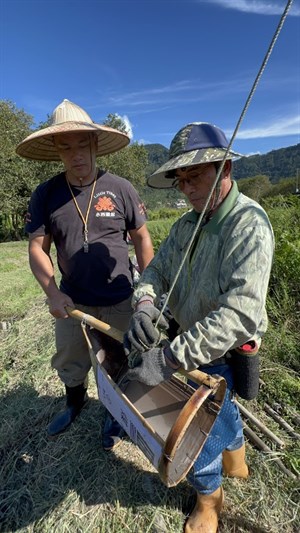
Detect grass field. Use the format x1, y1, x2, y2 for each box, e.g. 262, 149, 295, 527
0, 241, 299, 532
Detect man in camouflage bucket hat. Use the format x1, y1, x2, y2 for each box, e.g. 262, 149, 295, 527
123, 122, 275, 532
147, 121, 242, 189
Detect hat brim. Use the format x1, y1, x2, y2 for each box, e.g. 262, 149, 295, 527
147, 147, 243, 189
16, 121, 130, 161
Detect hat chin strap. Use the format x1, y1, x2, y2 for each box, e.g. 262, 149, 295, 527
65, 135, 98, 187
210, 176, 225, 213
200, 182, 222, 221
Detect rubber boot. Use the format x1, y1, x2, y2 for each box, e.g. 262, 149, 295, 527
222, 443, 249, 478
47, 384, 88, 437
184, 487, 224, 533
102, 412, 126, 451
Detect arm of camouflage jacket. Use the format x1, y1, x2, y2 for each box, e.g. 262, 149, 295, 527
169, 220, 274, 370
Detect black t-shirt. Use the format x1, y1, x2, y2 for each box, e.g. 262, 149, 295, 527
25, 170, 147, 305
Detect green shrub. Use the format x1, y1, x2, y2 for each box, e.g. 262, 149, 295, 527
147, 218, 177, 252
262, 197, 300, 373
147, 208, 186, 221
265, 197, 300, 297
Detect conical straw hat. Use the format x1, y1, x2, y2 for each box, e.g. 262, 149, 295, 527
16, 99, 130, 161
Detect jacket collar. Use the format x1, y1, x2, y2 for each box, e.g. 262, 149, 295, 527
184, 180, 239, 234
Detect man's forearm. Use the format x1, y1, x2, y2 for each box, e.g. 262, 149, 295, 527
129, 225, 154, 273
29, 247, 60, 298
29, 244, 74, 318
135, 237, 154, 272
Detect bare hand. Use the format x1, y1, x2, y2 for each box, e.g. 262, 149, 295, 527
46, 291, 75, 318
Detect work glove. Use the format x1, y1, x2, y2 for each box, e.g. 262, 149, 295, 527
123, 346, 178, 387
124, 302, 168, 356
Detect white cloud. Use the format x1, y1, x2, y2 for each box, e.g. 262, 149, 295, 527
108, 77, 251, 109
105, 72, 298, 113
201, 0, 300, 16
233, 115, 300, 139
108, 80, 197, 105
115, 113, 134, 139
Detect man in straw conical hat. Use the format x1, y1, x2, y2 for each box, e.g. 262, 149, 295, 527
17, 99, 154, 447
122, 122, 274, 533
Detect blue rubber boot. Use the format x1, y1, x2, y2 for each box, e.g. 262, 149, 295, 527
47, 384, 88, 437
102, 412, 126, 451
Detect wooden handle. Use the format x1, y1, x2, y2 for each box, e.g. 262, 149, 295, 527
66, 306, 124, 343
66, 306, 223, 390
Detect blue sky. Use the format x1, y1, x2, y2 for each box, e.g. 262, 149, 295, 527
0, 0, 299, 155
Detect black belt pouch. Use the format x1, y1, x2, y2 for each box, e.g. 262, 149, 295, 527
229, 342, 260, 400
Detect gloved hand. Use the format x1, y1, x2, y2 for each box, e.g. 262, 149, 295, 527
123, 347, 178, 387
124, 302, 168, 356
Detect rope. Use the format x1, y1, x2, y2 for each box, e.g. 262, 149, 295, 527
155, 0, 294, 327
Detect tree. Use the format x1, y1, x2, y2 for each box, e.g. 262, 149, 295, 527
103, 113, 129, 134
263, 178, 297, 198
0, 100, 37, 239
0, 100, 61, 240
236, 174, 272, 203
97, 114, 148, 189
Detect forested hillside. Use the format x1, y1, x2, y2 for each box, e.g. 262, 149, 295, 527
0, 99, 299, 240
144, 143, 169, 176
145, 143, 300, 182
234, 144, 300, 181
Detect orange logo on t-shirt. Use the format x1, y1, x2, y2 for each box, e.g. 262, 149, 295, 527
94, 196, 116, 212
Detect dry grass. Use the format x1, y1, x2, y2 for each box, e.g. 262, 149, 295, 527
1, 302, 299, 533
0, 242, 299, 532
0, 242, 41, 322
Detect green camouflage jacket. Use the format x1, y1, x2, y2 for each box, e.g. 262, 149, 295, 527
132, 181, 274, 370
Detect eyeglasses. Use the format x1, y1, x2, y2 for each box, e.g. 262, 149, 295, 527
172, 165, 213, 191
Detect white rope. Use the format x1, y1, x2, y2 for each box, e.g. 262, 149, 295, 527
155, 0, 294, 327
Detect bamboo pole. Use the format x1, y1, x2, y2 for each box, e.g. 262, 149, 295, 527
264, 403, 300, 440
67, 307, 124, 342
243, 423, 297, 480
236, 400, 286, 449
290, 412, 300, 427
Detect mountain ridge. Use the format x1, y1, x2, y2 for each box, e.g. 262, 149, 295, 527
144, 143, 300, 183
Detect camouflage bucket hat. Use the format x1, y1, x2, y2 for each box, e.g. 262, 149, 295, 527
147, 122, 243, 189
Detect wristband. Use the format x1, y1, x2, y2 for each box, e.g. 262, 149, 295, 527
135, 296, 154, 310
164, 346, 181, 369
